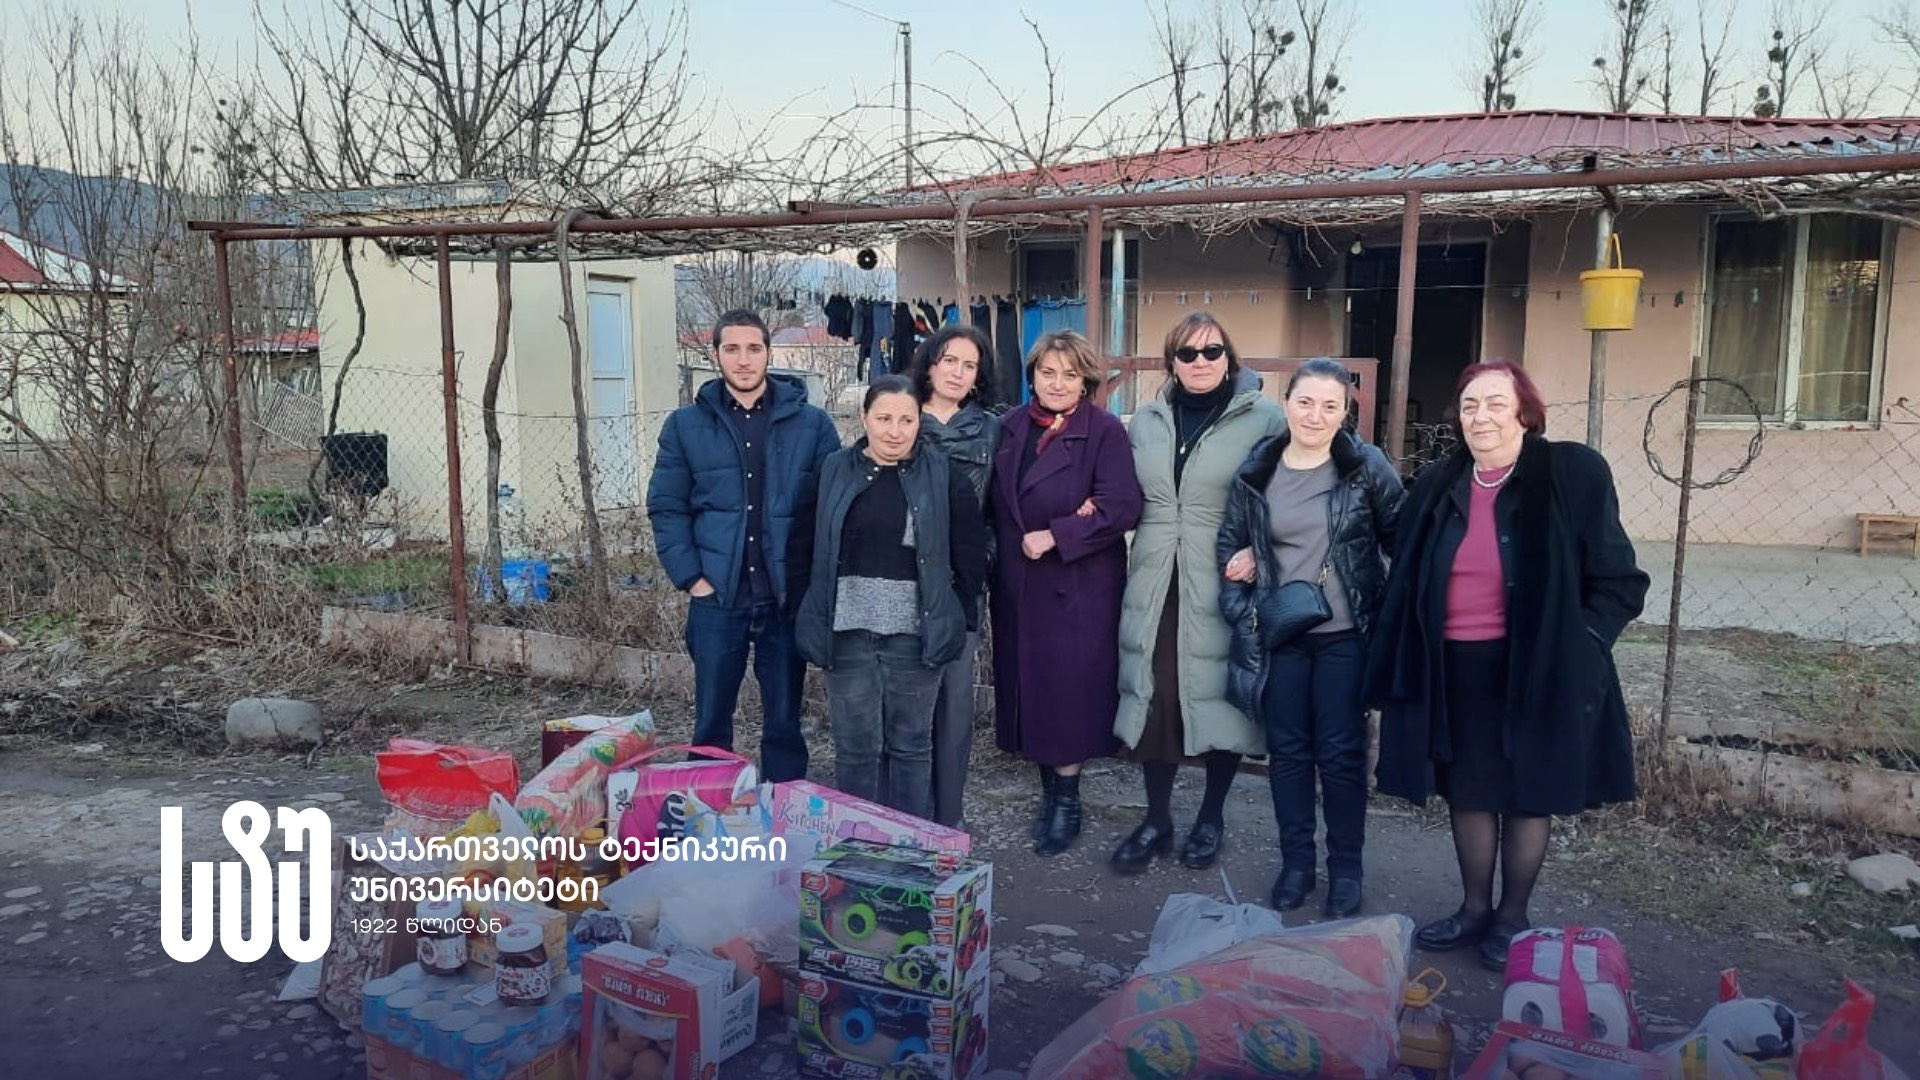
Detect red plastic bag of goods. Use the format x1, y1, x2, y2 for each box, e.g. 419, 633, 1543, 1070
374, 738, 520, 837
1797, 979, 1914, 1080
1025, 914, 1412, 1079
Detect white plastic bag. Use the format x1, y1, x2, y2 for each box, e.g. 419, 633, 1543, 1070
599, 810, 808, 973
1133, 892, 1288, 978
1651, 1034, 1761, 1080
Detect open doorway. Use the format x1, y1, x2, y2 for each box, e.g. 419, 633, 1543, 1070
1346, 242, 1486, 448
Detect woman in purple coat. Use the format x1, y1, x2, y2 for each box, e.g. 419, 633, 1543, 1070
989, 330, 1144, 857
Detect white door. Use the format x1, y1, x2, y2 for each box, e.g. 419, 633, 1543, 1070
586, 278, 640, 508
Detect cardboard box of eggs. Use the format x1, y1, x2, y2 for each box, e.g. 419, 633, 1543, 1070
579, 942, 758, 1080
1462, 1022, 1665, 1080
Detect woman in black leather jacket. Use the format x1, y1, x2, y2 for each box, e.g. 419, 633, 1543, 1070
911, 325, 1003, 828
1217, 358, 1403, 918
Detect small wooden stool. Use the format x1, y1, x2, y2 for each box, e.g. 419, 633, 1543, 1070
1857, 513, 1920, 557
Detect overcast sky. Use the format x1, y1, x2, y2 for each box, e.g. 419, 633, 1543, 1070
27, 0, 1920, 167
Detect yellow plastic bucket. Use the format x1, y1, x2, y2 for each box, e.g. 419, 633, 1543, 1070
1580, 234, 1642, 331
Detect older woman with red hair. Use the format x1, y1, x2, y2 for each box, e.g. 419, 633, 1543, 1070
1366, 361, 1649, 972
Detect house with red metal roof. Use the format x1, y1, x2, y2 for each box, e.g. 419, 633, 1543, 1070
891, 110, 1920, 548
1, 227, 136, 442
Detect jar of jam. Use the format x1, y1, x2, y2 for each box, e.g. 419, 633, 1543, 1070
415, 898, 467, 977
494, 923, 551, 1007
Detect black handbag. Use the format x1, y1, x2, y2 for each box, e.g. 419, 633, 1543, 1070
1254, 562, 1333, 651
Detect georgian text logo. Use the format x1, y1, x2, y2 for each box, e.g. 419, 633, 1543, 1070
160, 801, 333, 964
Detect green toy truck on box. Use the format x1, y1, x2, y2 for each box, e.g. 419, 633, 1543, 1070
798, 838, 992, 998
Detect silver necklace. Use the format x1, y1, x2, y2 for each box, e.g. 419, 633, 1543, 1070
1472, 462, 1516, 489
1177, 399, 1229, 457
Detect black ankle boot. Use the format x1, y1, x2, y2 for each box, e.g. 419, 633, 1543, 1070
1031, 765, 1056, 843
1035, 771, 1081, 857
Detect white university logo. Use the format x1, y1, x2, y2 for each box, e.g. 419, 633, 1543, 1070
160, 801, 333, 964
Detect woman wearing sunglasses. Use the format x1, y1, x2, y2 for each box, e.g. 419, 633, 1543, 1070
1110, 313, 1285, 875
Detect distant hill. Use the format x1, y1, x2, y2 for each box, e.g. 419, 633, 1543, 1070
0, 163, 168, 251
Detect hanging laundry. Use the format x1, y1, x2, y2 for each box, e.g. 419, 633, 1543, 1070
824, 293, 854, 340
867, 300, 893, 384
852, 300, 871, 378
969, 298, 990, 330
891, 301, 917, 379
915, 299, 940, 332
994, 296, 1021, 407
941, 301, 960, 327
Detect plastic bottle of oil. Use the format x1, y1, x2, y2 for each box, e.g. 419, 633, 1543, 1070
1394, 968, 1454, 1079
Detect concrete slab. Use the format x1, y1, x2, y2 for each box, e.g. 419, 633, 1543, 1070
1635, 541, 1920, 644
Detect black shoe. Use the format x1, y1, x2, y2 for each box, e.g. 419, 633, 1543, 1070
1109, 821, 1173, 874
1177, 822, 1224, 870
1324, 877, 1363, 919
1034, 772, 1081, 857
1031, 765, 1056, 843
1269, 868, 1315, 911
1415, 908, 1495, 951
1479, 920, 1528, 972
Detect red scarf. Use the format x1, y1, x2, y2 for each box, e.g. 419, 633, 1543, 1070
1030, 399, 1076, 455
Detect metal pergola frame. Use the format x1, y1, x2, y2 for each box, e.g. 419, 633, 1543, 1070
189, 148, 1920, 653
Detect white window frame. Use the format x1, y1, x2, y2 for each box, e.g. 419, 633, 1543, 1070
1698, 211, 1894, 429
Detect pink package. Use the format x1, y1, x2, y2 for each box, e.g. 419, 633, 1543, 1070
771, 780, 971, 857
1501, 926, 1645, 1050
613, 745, 754, 866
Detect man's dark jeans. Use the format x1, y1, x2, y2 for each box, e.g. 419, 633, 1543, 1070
684, 596, 808, 782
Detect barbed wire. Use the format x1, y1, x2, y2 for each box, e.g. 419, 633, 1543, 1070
1642, 376, 1766, 490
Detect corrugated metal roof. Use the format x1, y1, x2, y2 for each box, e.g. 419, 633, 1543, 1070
0, 228, 134, 291
921, 110, 1920, 197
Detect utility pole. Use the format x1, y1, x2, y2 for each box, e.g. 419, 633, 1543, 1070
1587, 206, 1613, 449
901, 22, 914, 190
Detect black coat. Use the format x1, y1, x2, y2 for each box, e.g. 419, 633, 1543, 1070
788, 443, 987, 672
1217, 428, 1405, 720
1364, 435, 1650, 815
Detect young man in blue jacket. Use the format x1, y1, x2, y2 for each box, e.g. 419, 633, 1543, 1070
647, 309, 842, 781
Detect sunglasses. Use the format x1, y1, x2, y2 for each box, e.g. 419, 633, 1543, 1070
1174, 344, 1228, 363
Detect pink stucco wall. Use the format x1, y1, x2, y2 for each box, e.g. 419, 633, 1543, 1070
897, 209, 1920, 549
1523, 206, 1920, 548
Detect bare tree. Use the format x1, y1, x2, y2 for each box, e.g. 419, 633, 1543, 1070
1655, 20, 1686, 112
1151, 1, 1202, 145
1285, 0, 1355, 127
0, 10, 289, 626
1593, 0, 1665, 111
1696, 0, 1740, 113
1213, 0, 1295, 138
1751, 1, 1825, 116
1809, 48, 1884, 116
1465, 0, 1541, 110
1878, 2, 1920, 110
1140, 0, 1293, 143
253, 0, 702, 212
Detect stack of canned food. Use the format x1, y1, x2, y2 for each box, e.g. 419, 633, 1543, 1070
361, 961, 584, 1080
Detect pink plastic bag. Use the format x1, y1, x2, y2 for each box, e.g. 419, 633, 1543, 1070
613, 745, 753, 866
1797, 979, 1913, 1080
1501, 925, 1644, 1049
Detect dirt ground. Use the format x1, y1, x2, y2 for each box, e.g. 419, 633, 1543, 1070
1, 634, 1917, 1078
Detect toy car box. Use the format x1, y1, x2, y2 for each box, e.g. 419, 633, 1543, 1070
796, 970, 990, 1080
579, 942, 757, 1080
1462, 1021, 1666, 1080
799, 839, 991, 997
